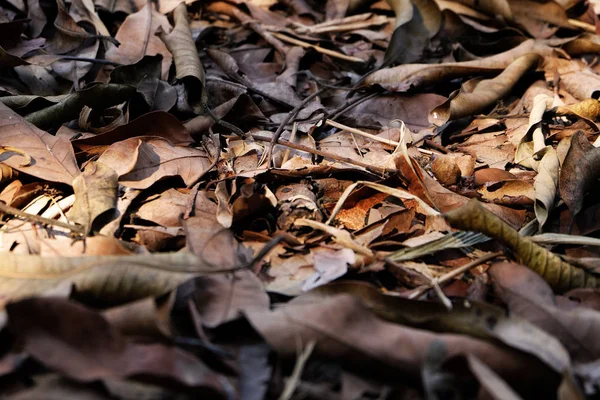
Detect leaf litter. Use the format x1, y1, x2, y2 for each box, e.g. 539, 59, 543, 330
2, 0, 600, 398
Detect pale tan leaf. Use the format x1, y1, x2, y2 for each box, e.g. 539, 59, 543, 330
0, 251, 234, 308
97, 137, 210, 189
67, 161, 118, 234
0, 103, 80, 185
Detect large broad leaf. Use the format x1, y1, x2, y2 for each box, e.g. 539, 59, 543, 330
0, 251, 235, 307
490, 262, 600, 364
5, 297, 230, 397
246, 293, 558, 398
97, 137, 210, 189
302, 281, 570, 374
0, 103, 80, 185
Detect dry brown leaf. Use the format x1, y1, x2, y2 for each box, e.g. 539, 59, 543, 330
97, 137, 210, 189
490, 262, 600, 364
246, 294, 558, 398
0, 251, 236, 307
6, 297, 230, 395
429, 54, 542, 125
559, 131, 596, 221
0, 103, 80, 185
159, 3, 206, 113
364, 40, 555, 91
67, 161, 118, 234
105, 4, 173, 79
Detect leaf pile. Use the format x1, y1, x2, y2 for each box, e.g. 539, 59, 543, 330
2, 0, 600, 398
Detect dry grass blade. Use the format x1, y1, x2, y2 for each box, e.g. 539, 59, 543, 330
444, 199, 600, 292
388, 231, 490, 262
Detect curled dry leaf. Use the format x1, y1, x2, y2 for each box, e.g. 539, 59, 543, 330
364, 39, 555, 91
24, 83, 137, 129
67, 161, 118, 234
445, 199, 600, 293
0, 251, 236, 307
429, 54, 542, 125
559, 131, 600, 221
533, 147, 560, 228
160, 3, 206, 113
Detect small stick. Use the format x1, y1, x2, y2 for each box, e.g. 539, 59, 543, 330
409, 251, 502, 299
207, 2, 288, 58
252, 134, 389, 175
271, 32, 365, 63
568, 18, 597, 33
263, 88, 327, 168
279, 341, 316, 400
0, 201, 84, 236
325, 119, 400, 147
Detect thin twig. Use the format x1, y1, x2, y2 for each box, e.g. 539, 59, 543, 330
330, 90, 380, 121
409, 251, 503, 299
325, 119, 400, 147
0, 201, 85, 236
568, 18, 597, 33
264, 88, 328, 168
55, 56, 122, 66
279, 340, 316, 400
207, 2, 288, 59
253, 134, 389, 175
271, 32, 366, 63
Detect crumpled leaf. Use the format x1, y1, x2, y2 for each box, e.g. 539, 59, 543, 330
24, 83, 136, 129
559, 131, 600, 221
159, 3, 206, 113
67, 161, 118, 234
445, 199, 600, 292
364, 39, 555, 91
0, 103, 80, 185
429, 54, 541, 125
